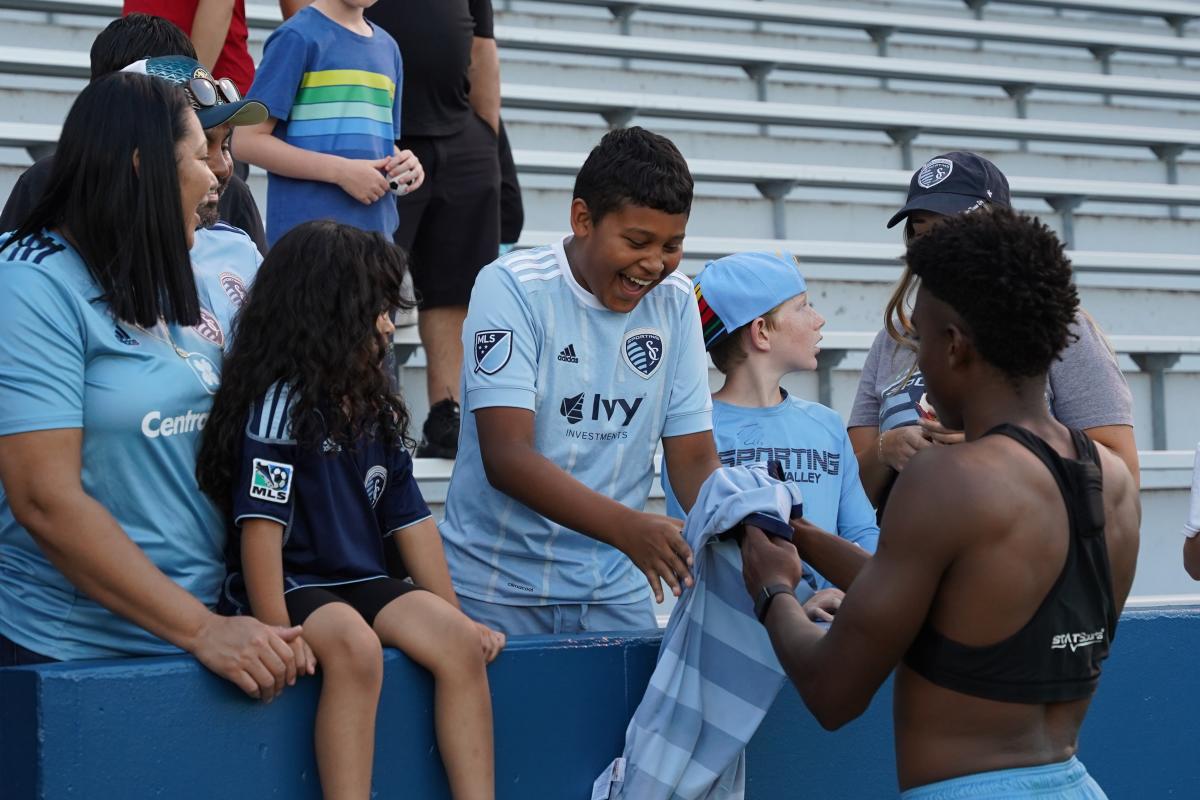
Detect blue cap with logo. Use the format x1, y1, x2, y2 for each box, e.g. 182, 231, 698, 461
886, 151, 1012, 229
121, 56, 268, 129
694, 251, 807, 350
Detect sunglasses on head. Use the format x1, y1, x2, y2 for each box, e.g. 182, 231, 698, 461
184, 76, 242, 109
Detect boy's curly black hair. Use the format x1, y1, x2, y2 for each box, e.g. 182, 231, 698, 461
906, 207, 1079, 379
573, 126, 693, 224
197, 220, 416, 515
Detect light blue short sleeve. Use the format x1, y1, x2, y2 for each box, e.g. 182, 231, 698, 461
662, 293, 713, 439
247, 27, 309, 122
462, 264, 540, 411
834, 427, 879, 555
0, 265, 85, 435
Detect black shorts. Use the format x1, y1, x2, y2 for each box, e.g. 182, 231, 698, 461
393, 112, 501, 309
284, 577, 422, 627
0, 631, 57, 666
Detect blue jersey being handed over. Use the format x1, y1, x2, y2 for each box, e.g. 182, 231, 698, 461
223, 384, 432, 611
0, 231, 226, 660
440, 236, 713, 606
664, 391, 879, 591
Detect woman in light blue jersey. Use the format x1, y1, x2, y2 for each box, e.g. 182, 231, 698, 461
197, 221, 502, 800
0, 73, 302, 701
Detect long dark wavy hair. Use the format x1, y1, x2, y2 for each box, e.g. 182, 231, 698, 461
2, 72, 200, 326
197, 220, 416, 514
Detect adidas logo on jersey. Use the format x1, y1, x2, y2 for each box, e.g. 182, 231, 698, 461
557, 344, 579, 363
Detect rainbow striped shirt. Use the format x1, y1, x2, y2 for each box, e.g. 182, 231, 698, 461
247, 7, 403, 245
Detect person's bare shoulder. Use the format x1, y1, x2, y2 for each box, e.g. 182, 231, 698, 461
886, 440, 1018, 546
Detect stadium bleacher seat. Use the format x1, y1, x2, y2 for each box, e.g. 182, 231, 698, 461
0, 0, 1196, 592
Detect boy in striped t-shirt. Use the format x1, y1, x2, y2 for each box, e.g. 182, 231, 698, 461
232, 0, 424, 246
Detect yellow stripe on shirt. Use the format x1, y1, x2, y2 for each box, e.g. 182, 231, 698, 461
299, 69, 396, 97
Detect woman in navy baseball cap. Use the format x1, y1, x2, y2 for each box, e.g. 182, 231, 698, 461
846, 151, 1138, 517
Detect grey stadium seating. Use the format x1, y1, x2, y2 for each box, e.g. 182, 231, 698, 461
0, 0, 1196, 596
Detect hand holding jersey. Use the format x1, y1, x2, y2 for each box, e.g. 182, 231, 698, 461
744, 209, 1139, 799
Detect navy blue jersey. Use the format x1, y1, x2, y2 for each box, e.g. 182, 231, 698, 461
225, 384, 430, 607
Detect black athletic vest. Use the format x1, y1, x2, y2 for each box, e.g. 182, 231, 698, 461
903, 424, 1118, 704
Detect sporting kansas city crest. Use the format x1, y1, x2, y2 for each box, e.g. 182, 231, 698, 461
474, 329, 513, 374
364, 466, 388, 508
622, 328, 664, 379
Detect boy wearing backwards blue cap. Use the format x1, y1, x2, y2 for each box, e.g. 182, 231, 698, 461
665, 252, 879, 612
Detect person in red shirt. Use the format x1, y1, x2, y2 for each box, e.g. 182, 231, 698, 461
123, 1, 254, 96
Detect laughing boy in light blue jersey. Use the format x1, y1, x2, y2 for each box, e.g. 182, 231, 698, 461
440, 127, 722, 635
663, 252, 878, 608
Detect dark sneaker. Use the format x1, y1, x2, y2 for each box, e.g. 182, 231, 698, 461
416, 398, 460, 459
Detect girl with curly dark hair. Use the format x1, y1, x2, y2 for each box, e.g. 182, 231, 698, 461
197, 220, 503, 800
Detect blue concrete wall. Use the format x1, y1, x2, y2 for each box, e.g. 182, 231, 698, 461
1, 608, 1198, 798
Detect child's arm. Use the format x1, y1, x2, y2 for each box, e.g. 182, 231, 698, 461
191, 0, 236, 72
662, 430, 722, 514
477, 407, 693, 603
232, 120, 392, 206
393, 518, 506, 662
241, 518, 317, 676
392, 517, 458, 608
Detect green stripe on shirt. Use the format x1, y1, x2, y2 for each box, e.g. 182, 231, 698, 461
295, 85, 393, 108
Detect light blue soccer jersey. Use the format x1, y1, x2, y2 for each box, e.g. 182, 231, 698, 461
191, 222, 261, 350
0, 231, 227, 660
440, 235, 713, 606
664, 392, 879, 590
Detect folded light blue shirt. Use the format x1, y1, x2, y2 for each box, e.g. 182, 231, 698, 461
604, 464, 803, 800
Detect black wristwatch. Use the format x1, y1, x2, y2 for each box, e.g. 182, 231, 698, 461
754, 584, 794, 624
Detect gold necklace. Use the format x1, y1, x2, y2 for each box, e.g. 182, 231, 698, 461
135, 320, 197, 361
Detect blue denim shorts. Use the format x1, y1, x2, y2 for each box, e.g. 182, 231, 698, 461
901, 757, 1106, 800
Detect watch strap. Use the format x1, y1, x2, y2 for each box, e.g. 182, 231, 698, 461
754, 583, 794, 623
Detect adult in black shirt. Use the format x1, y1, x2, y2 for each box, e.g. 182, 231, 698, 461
365, 0, 503, 459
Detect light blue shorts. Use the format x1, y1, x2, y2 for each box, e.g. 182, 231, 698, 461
457, 595, 656, 636
901, 757, 1106, 800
